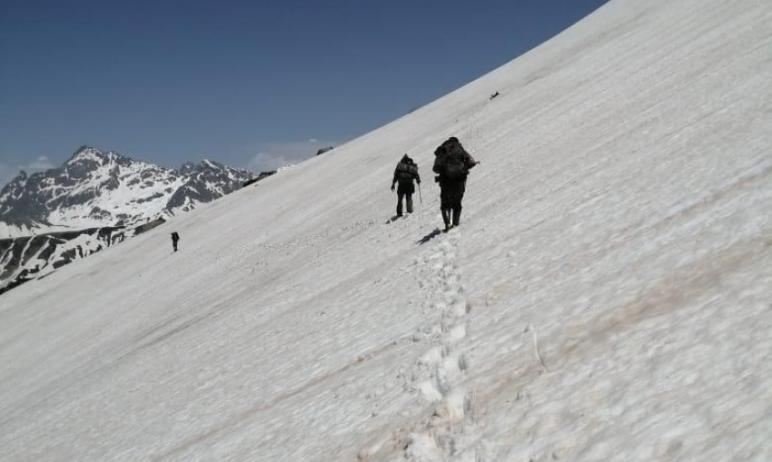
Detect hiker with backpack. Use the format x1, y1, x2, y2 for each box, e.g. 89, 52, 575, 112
433, 137, 478, 231
391, 154, 421, 217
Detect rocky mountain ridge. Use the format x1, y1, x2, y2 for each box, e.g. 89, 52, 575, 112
0, 146, 257, 293
0, 146, 254, 238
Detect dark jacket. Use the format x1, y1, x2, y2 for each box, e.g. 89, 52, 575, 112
433, 138, 477, 182
392, 155, 421, 192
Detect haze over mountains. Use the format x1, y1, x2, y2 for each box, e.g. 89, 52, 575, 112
1, 0, 771, 460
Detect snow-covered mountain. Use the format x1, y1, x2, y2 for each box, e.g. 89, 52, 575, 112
0, 219, 165, 296
0, 146, 253, 238
0, 147, 255, 293
1, 1, 770, 461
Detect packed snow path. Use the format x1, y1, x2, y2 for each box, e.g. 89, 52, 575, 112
360, 233, 485, 461
2, 0, 772, 460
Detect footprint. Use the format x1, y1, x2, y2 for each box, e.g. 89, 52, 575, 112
370, 234, 488, 461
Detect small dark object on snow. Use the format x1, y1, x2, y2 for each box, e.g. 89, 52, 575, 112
432, 137, 478, 231
391, 154, 421, 217
316, 146, 335, 156
490, 91, 500, 100
171, 231, 180, 252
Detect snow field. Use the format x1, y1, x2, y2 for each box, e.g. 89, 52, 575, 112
1, 0, 771, 460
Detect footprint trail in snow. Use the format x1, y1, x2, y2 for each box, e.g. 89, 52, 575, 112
404, 232, 486, 462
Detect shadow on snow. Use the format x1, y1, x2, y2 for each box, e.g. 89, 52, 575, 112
417, 228, 442, 245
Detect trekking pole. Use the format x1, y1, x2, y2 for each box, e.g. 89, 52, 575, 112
418, 182, 423, 204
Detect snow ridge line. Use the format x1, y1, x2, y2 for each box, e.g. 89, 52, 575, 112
403, 232, 483, 462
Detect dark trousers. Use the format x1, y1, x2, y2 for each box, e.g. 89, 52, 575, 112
440, 179, 465, 228
397, 191, 413, 216
172, 240, 178, 251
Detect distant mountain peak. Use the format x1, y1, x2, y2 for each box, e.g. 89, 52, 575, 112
0, 146, 255, 238
67, 145, 104, 164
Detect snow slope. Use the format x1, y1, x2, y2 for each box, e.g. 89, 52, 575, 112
1, 0, 771, 460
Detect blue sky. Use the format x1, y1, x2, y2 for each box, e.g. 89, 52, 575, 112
0, 0, 606, 184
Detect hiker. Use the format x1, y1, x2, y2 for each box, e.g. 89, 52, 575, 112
171, 231, 180, 252
391, 154, 421, 217
432, 137, 478, 231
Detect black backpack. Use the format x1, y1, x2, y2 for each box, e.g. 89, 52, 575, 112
396, 160, 417, 182
441, 139, 467, 180
443, 156, 466, 180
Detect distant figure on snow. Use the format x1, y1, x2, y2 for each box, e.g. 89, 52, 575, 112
490, 91, 500, 100
433, 137, 478, 231
171, 232, 180, 252
391, 154, 421, 217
